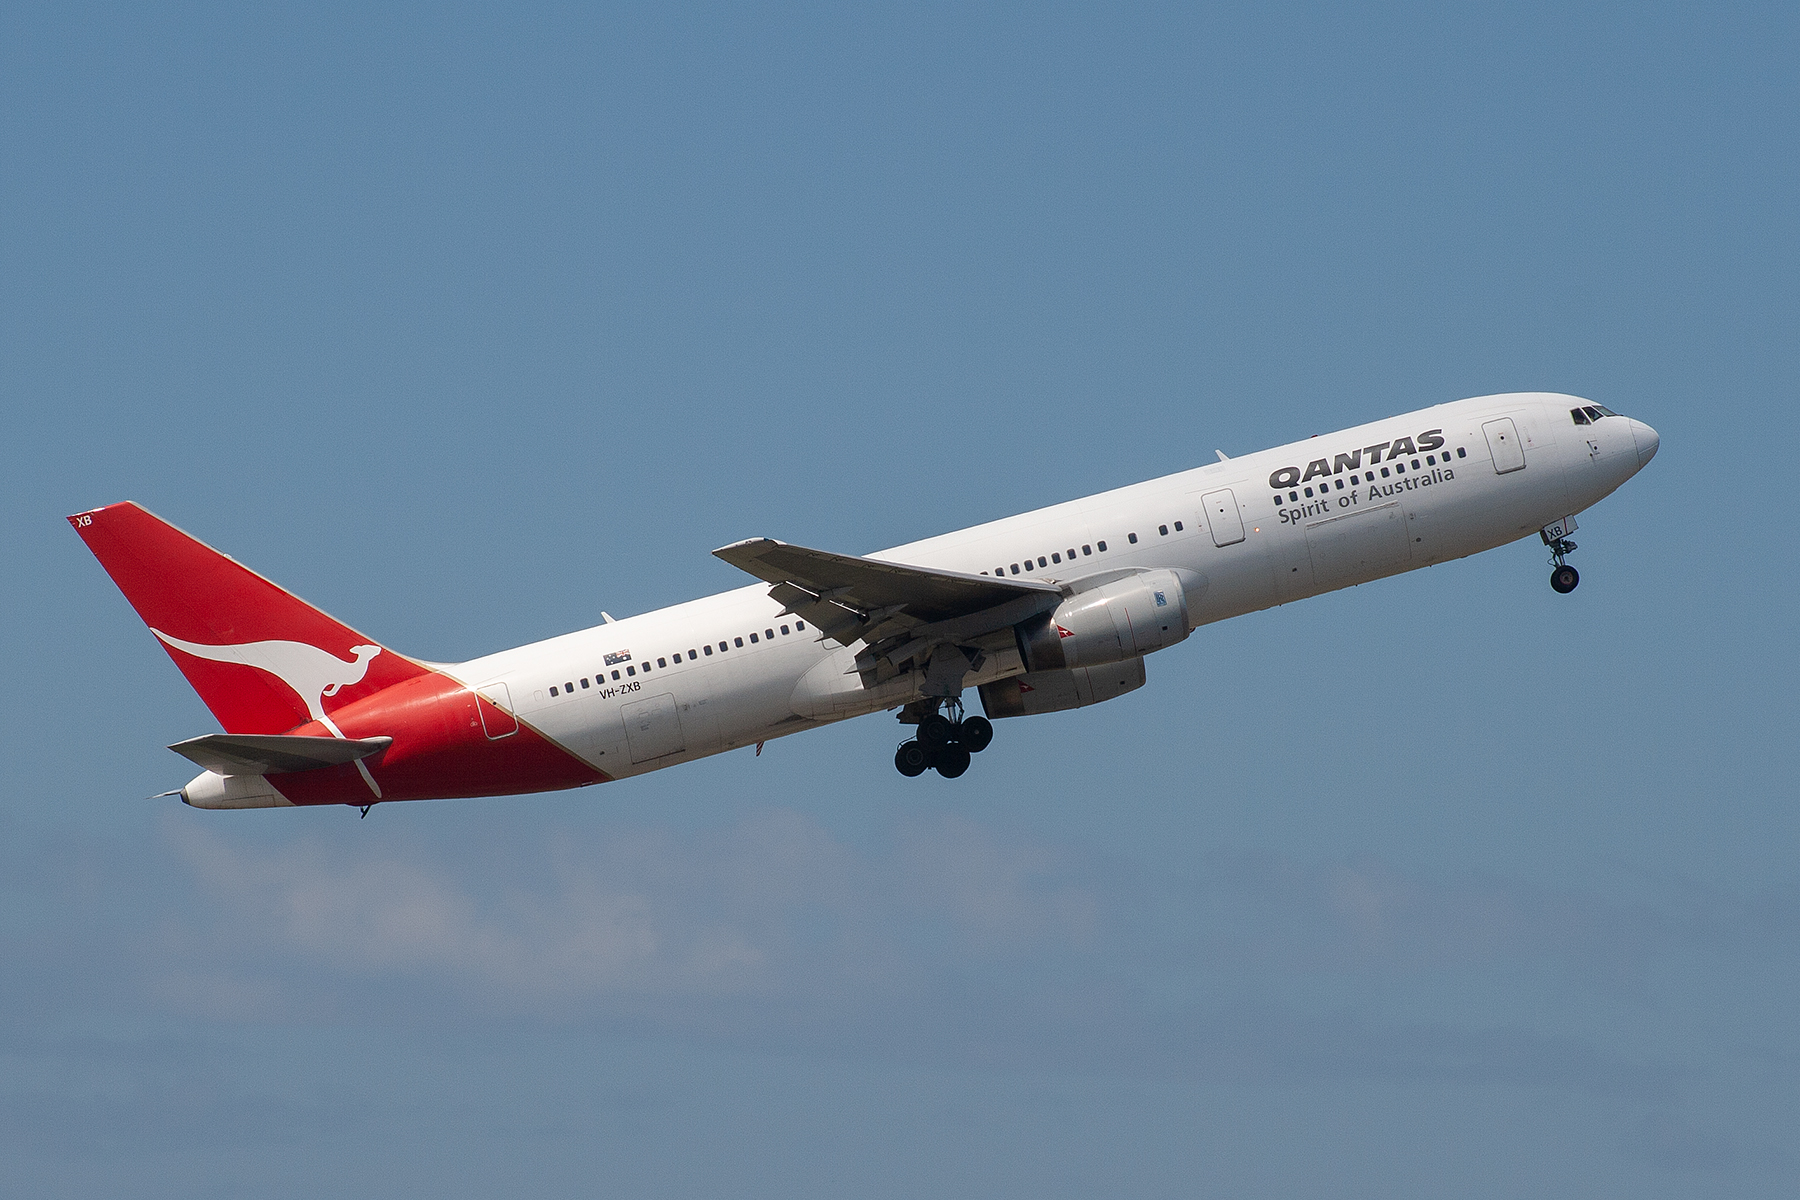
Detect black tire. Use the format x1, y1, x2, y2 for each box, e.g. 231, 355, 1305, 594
933, 744, 972, 778
917, 714, 955, 748
1550, 564, 1580, 594
895, 740, 929, 777
959, 715, 994, 753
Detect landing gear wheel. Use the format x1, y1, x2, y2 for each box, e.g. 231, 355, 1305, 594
917, 714, 955, 748
933, 744, 971, 778
1550, 564, 1580, 594
895, 740, 929, 777
959, 715, 993, 753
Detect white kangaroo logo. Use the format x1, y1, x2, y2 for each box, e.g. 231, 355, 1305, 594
151, 630, 385, 796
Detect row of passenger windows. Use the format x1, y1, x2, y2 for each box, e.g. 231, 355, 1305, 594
1273, 448, 1467, 506
546, 619, 808, 697
976, 520, 1187, 578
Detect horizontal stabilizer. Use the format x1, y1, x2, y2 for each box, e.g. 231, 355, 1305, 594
169, 733, 393, 776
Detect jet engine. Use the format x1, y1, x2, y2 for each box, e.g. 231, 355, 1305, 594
978, 657, 1147, 718
1013, 568, 1191, 673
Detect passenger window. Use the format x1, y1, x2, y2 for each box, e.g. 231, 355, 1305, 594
1038, 556, 1047, 568
1426, 455, 1435, 465
550, 686, 559, 697
1395, 463, 1405, 473
1274, 496, 1284, 507
749, 632, 758, 643
1158, 525, 1168, 536
1457, 447, 1466, 458
1172, 523, 1181, 533
580, 678, 590, 688
642, 662, 651, 672
1082, 545, 1092, 555
657, 657, 667, 668
612, 670, 621, 680
1051, 552, 1061, 563
734, 637, 743, 648
1066, 548, 1076, 558
780, 626, 789, 635
1128, 533, 1138, 544
795, 620, 805, 630
1304, 488, 1314, 497
1097, 541, 1107, 551
627, 666, 636, 675
703, 645, 712, 655
688, 648, 697, 658
564, 681, 574, 692
1381, 467, 1390, 477
1010, 564, 1020, 574
765, 628, 774, 639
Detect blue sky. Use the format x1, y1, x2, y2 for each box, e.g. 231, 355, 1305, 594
3, 3, 1796, 1196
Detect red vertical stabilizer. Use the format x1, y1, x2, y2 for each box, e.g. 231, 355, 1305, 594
69, 502, 430, 735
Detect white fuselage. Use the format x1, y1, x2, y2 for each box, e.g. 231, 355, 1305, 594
442, 393, 1656, 780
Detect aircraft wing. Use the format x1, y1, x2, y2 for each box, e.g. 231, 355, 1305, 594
712, 538, 1058, 648
169, 733, 393, 775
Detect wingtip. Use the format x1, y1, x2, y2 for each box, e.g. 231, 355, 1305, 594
712, 537, 778, 558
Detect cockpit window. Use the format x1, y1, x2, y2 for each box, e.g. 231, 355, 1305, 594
1574, 405, 1621, 424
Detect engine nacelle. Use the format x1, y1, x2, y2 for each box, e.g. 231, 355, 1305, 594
1014, 568, 1191, 673
979, 657, 1147, 718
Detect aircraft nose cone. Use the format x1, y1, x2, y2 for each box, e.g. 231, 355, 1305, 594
1629, 419, 1659, 467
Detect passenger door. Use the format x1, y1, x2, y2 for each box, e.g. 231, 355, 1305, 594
1483, 418, 1526, 474
474, 681, 518, 738
1200, 489, 1245, 546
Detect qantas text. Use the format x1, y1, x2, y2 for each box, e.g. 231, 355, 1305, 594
1268, 429, 1446, 490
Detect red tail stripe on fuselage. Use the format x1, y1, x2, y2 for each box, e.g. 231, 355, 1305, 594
273, 672, 607, 805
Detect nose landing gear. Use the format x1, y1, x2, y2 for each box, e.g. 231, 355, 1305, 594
1541, 519, 1580, 594
894, 699, 993, 778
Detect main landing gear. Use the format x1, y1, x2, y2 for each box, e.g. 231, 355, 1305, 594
894, 698, 993, 779
1544, 530, 1580, 594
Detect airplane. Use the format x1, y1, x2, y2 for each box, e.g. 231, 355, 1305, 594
71, 391, 1657, 811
